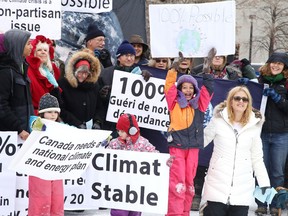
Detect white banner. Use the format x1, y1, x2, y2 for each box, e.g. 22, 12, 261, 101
149, 1, 236, 58
1, 132, 170, 215
0, 1, 61, 39
84, 148, 170, 214
61, 0, 113, 13
0, 132, 28, 216
106, 71, 170, 131
9, 120, 112, 180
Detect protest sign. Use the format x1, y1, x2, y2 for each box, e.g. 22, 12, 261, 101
106, 71, 169, 131
0, 1, 61, 39
62, 0, 113, 13
9, 120, 112, 180
149, 1, 236, 58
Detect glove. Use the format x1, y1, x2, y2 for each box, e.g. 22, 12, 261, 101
94, 49, 101, 58
99, 49, 112, 68
170, 51, 185, 71
99, 85, 111, 98
260, 186, 271, 195
78, 123, 87, 129
263, 88, 281, 103
32, 117, 46, 131
238, 78, 249, 85
141, 70, 152, 82
92, 122, 101, 129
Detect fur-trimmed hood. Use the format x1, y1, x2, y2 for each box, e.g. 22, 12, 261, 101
213, 101, 264, 125
65, 49, 101, 88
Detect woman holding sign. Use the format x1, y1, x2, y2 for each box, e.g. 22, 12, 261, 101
255, 52, 288, 216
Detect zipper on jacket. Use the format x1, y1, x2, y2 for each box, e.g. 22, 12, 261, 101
227, 128, 239, 204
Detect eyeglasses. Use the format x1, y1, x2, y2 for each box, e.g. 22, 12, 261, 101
155, 59, 168, 63
233, 96, 249, 103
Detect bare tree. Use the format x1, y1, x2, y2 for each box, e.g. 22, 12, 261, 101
253, 0, 288, 56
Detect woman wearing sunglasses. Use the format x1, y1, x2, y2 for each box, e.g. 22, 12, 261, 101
148, 58, 171, 70
201, 86, 270, 216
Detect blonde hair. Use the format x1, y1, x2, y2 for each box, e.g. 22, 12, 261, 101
35, 42, 53, 76
226, 86, 252, 125
148, 58, 171, 70
259, 63, 288, 78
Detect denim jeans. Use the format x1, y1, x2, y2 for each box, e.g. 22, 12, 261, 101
256, 132, 288, 208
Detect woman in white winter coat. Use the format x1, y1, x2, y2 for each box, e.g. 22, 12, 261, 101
202, 86, 270, 216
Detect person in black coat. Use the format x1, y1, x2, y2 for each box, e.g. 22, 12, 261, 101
0, 29, 33, 140
58, 49, 104, 129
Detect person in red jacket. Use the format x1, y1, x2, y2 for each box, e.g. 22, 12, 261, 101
26, 35, 61, 115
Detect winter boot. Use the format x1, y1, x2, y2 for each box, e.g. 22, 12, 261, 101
191, 195, 201, 211
255, 206, 267, 215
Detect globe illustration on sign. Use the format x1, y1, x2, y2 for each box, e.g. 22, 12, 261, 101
55, 11, 124, 63
176, 29, 201, 55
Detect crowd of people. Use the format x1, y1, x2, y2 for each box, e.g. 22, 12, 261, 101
0, 20, 287, 216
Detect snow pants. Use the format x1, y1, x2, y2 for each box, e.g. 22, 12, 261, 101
166, 147, 199, 216
28, 176, 64, 216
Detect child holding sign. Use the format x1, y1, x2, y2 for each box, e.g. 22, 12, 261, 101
164, 50, 215, 216
106, 113, 159, 216
28, 93, 64, 216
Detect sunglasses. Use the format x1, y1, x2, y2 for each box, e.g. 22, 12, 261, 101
155, 59, 168, 63
233, 96, 249, 103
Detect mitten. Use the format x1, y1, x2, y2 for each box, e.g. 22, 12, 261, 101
203, 47, 217, 74
263, 88, 281, 103
78, 123, 87, 129
170, 51, 185, 71
99, 85, 111, 98
260, 186, 271, 195
92, 122, 101, 129
99, 49, 112, 68
238, 77, 249, 85
99, 135, 112, 148
32, 117, 46, 131
141, 70, 152, 82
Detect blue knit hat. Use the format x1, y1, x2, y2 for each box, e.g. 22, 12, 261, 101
266, 52, 288, 68
116, 40, 136, 58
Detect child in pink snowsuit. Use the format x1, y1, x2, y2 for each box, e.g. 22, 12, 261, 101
28, 93, 64, 216
106, 113, 159, 216
164, 63, 213, 216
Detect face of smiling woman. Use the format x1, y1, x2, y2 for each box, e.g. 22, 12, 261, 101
270, 62, 284, 75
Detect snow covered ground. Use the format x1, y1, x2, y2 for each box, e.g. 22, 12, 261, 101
64, 201, 287, 216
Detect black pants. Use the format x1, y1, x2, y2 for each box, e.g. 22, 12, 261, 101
203, 201, 249, 216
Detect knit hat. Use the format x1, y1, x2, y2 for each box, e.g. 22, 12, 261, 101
177, 75, 200, 109
116, 40, 136, 58
266, 52, 288, 68
0, 34, 6, 53
38, 93, 61, 114
116, 113, 140, 144
85, 23, 105, 42
129, 34, 149, 53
